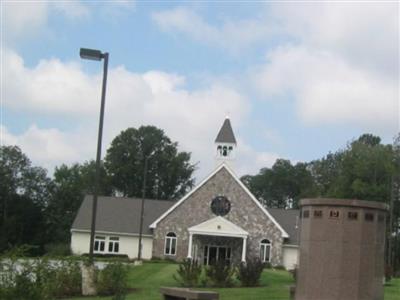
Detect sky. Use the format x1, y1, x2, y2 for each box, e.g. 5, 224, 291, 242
1, 1, 399, 181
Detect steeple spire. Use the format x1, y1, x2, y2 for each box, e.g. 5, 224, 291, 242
215, 117, 237, 144
215, 117, 237, 168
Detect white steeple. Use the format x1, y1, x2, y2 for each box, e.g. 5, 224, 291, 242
215, 117, 237, 168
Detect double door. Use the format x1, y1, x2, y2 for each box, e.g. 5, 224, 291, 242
203, 245, 231, 265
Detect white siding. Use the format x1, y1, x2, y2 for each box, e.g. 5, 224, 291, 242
282, 246, 298, 270
71, 231, 153, 259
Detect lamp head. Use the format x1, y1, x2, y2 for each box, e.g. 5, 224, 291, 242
80, 48, 103, 61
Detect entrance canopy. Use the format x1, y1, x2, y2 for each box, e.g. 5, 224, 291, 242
187, 217, 248, 262
188, 216, 248, 238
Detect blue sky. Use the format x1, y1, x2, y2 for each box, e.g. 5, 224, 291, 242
1, 1, 399, 180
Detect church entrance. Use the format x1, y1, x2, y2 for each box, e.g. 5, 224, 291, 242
203, 245, 231, 265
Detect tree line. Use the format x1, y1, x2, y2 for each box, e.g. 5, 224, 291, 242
0, 127, 398, 272
241, 133, 400, 273
0, 125, 195, 254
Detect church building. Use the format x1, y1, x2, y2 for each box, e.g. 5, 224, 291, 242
71, 118, 300, 269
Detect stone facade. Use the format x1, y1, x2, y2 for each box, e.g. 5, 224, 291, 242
152, 166, 284, 265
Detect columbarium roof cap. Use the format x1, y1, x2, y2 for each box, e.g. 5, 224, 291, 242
300, 198, 388, 211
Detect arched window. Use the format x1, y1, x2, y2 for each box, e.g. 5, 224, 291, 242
164, 232, 177, 255
260, 239, 271, 262
222, 146, 228, 156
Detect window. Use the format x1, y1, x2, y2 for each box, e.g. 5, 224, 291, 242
94, 236, 105, 252
165, 232, 177, 255
329, 210, 340, 219
365, 213, 374, 222
108, 237, 120, 253
222, 146, 228, 156
260, 239, 271, 262
211, 196, 231, 216
314, 210, 323, 218
303, 210, 310, 218
348, 211, 358, 220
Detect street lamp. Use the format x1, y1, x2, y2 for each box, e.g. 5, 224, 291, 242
137, 156, 149, 263
80, 48, 109, 264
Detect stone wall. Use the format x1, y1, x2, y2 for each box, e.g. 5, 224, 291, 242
152, 166, 284, 265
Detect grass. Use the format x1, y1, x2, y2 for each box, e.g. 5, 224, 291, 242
67, 262, 400, 300
384, 277, 400, 300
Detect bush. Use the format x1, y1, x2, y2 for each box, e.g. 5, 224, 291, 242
173, 259, 202, 287
237, 258, 265, 287
53, 259, 82, 297
385, 264, 393, 282
44, 243, 71, 257
274, 265, 286, 270
289, 267, 297, 281
0, 248, 82, 300
264, 262, 272, 269
0, 249, 56, 300
96, 262, 129, 300
205, 260, 235, 287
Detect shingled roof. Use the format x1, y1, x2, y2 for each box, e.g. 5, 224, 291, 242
215, 118, 237, 144
267, 208, 300, 245
71, 195, 175, 235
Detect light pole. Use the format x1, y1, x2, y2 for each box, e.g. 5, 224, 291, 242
137, 156, 149, 263
80, 48, 109, 264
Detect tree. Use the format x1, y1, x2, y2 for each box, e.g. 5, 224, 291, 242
320, 134, 394, 201
104, 126, 195, 200
46, 161, 112, 244
241, 159, 317, 208
0, 146, 52, 252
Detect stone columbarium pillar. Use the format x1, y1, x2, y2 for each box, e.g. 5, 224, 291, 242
295, 198, 388, 300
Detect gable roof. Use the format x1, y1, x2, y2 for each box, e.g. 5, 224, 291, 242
215, 118, 237, 144
150, 163, 289, 238
71, 195, 174, 236
189, 216, 248, 238
268, 208, 300, 245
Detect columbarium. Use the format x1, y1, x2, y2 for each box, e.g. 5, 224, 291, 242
295, 198, 388, 300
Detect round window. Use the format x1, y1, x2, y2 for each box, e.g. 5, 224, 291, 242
211, 196, 231, 216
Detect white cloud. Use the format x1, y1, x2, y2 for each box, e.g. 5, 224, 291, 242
254, 45, 398, 131
152, 7, 272, 54
2, 50, 256, 178
235, 137, 280, 176
271, 2, 399, 77
52, 1, 90, 19
1, 124, 91, 172
2, 1, 135, 43
248, 3, 399, 133
2, 1, 49, 40
3, 49, 99, 115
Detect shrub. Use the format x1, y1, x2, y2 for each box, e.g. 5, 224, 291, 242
0, 256, 57, 300
274, 265, 286, 270
0, 248, 82, 300
96, 262, 129, 300
385, 264, 393, 282
205, 260, 235, 287
53, 258, 82, 297
264, 262, 272, 269
82, 253, 130, 262
289, 267, 297, 281
44, 243, 71, 257
173, 259, 202, 287
237, 258, 265, 287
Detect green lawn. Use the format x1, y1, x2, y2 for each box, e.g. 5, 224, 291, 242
68, 262, 400, 300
